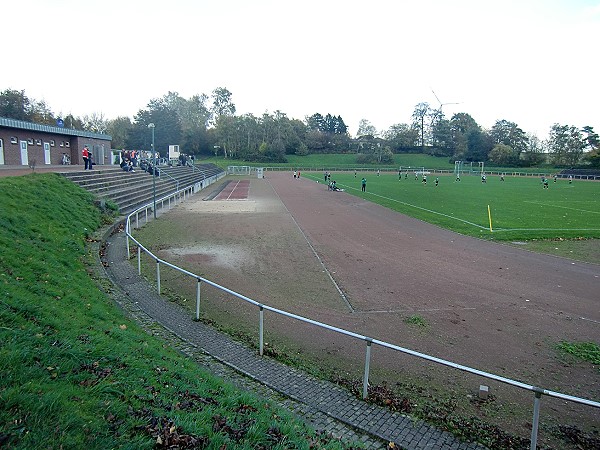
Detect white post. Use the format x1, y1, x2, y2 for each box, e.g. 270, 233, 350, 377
195, 279, 201, 320
259, 305, 264, 356
156, 260, 161, 294
362, 339, 373, 399
530, 391, 542, 450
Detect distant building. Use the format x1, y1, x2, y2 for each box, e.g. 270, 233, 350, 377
0, 117, 112, 166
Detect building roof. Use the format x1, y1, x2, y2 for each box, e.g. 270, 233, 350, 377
0, 117, 112, 141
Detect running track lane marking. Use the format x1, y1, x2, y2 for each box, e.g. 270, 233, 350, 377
266, 178, 355, 313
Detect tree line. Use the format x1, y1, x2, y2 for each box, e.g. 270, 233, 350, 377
1, 88, 598, 167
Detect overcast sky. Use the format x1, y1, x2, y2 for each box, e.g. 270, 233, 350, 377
2, 0, 599, 139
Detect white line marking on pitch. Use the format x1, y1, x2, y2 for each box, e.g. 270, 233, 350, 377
580, 317, 600, 324
523, 201, 600, 215
339, 184, 490, 230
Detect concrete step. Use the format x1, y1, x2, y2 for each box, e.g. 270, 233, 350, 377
60, 163, 224, 215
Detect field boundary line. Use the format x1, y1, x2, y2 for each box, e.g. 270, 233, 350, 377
522, 200, 600, 215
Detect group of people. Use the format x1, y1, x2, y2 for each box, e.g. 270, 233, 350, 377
293, 170, 301, 179
120, 149, 137, 172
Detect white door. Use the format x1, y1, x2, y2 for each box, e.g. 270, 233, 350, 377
43, 142, 51, 164
20, 141, 29, 165
0, 139, 4, 165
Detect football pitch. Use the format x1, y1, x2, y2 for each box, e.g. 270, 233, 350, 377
306, 172, 600, 241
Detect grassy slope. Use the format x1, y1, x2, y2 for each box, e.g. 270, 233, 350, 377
0, 174, 356, 449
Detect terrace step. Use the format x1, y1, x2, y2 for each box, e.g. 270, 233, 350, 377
61, 163, 224, 215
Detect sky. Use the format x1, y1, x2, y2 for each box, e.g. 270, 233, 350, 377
2, 0, 599, 139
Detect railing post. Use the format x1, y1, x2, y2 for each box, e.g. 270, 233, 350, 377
363, 338, 373, 399
156, 259, 161, 294
259, 305, 264, 356
145, 207, 148, 224
137, 245, 141, 275
126, 218, 130, 260
135, 211, 139, 229
195, 279, 201, 320
530, 389, 543, 450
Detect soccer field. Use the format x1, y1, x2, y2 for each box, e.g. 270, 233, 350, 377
307, 172, 600, 240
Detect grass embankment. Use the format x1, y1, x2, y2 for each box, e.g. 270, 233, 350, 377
0, 174, 359, 449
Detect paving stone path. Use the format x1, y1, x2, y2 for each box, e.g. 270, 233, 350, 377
100, 225, 485, 450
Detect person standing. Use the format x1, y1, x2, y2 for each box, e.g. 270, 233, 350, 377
361, 177, 367, 192
82, 145, 90, 170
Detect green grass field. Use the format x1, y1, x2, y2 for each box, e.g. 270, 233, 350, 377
303, 171, 600, 241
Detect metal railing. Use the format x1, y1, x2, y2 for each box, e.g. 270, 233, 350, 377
123, 181, 599, 450
158, 169, 180, 191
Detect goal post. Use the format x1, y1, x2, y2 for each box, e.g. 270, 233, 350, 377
227, 166, 251, 175
454, 160, 464, 176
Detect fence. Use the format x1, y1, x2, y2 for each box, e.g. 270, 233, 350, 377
258, 166, 600, 180
124, 181, 599, 450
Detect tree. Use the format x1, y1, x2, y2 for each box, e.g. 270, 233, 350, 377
463, 128, 492, 162
581, 126, 599, 152
107, 116, 132, 149
81, 112, 108, 134
60, 113, 85, 130
383, 123, 420, 152
449, 113, 480, 159
430, 118, 454, 156
210, 87, 236, 125
547, 123, 586, 166
520, 133, 547, 166
356, 119, 377, 137
490, 120, 528, 154
127, 102, 182, 156
0, 89, 32, 121
306, 113, 326, 132
488, 143, 520, 166
411, 102, 432, 148
28, 99, 56, 125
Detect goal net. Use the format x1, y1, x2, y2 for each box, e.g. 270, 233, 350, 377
227, 166, 252, 175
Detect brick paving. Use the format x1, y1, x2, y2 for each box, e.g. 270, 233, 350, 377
99, 224, 486, 450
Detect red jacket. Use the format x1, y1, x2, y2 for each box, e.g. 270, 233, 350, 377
82, 147, 89, 158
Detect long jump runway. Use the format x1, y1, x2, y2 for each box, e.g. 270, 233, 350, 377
214, 179, 250, 200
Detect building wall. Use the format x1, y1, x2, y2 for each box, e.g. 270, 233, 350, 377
0, 128, 110, 166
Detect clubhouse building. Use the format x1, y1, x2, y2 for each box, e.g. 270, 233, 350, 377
0, 117, 112, 166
